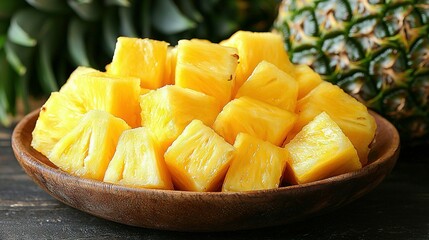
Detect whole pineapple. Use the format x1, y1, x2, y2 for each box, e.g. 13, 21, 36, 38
274, 0, 429, 146
0, 0, 279, 126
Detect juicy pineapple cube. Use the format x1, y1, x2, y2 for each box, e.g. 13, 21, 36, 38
32, 67, 141, 157
140, 85, 221, 151
235, 61, 298, 112
48, 110, 130, 180
31, 92, 86, 157
60, 71, 141, 128
104, 127, 173, 190
284, 112, 362, 184
164, 46, 177, 85
108, 37, 169, 89
220, 31, 295, 94
164, 120, 235, 192
294, 64, 323, 99
222, 133, 288, 192
61, 66, 99, 88
175, 39, 238, 107
290, 82, 376, 165
213, 97, 297, 146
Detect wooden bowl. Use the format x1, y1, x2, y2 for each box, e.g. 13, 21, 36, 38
12, 110, 399, 232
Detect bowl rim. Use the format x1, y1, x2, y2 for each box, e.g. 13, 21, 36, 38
12, 109, 401, 198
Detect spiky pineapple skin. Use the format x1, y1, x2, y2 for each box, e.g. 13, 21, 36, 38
274, 0, 429, 146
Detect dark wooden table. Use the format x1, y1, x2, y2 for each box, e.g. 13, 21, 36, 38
1, 125, 428, 240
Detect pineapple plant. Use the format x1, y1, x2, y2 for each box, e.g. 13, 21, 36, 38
48, 110, 130, 181
0, 0, 280, 126
274, 0, 429, 146
104, 127, 173, 190
284, 112, 362, 185
222, 133, 289, 192
164, 120, 235, 192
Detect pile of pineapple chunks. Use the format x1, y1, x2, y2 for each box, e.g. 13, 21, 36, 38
31, 31, 377, 192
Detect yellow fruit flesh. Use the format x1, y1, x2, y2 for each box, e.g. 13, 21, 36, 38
294, 64, 323, 99
164, 120, 235, 192
291, 82, 376, 165
31, 92, 86, 157
61, 71, 141, 128
140, 85, 221, 151
213, 97, 296, 146
220, 31, 295, 94
235, 61, 298, 112
48, 110, 130, 180
104, 127, 173, 190
108, 37, 169, 89
222, 133, 288, 192
284, 112, 361, 184
164, 46, 177, 85
175, 39, 238, 107
60, 66, 99, 91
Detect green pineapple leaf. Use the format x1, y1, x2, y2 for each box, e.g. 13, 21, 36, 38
102, 6, 120, 56
67, 17, 91, 66
25, 0, 69, 13
37, 19, 61, 93
0, 1, 26, 18
68, 0, 102, 21
4, 40, 34, 75
152, 0, 196, 34
140, 0, 151, 37
7, 8, 46, 47
0, 50, 17, 125
118, 6, 137, 37
105, 0, 131, 7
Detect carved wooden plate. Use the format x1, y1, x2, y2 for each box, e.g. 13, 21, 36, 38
12, 110, 399, 232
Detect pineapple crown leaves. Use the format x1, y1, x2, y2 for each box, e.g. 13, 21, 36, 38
0, 0, 280, 126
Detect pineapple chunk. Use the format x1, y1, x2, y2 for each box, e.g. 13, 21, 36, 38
235, 61, 298, 112
164, 46, 178, 85
164, 120, 235, 192
290, 82, 376, 165
213, 97, 296, 146
60, 71, 141, 128
32, 67, 141, 157
140, 85, 221, 151
58, 66, 102, 98
31, 92, 85, 157
220, 31, 295, 94
175, 39, 238, 107
108, 37, 169, 89
284, 112, 362, 184
48, 110, 130, 180
104, 127, 173, 190
294, 64, 323, 99
222, 133, 288, 192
